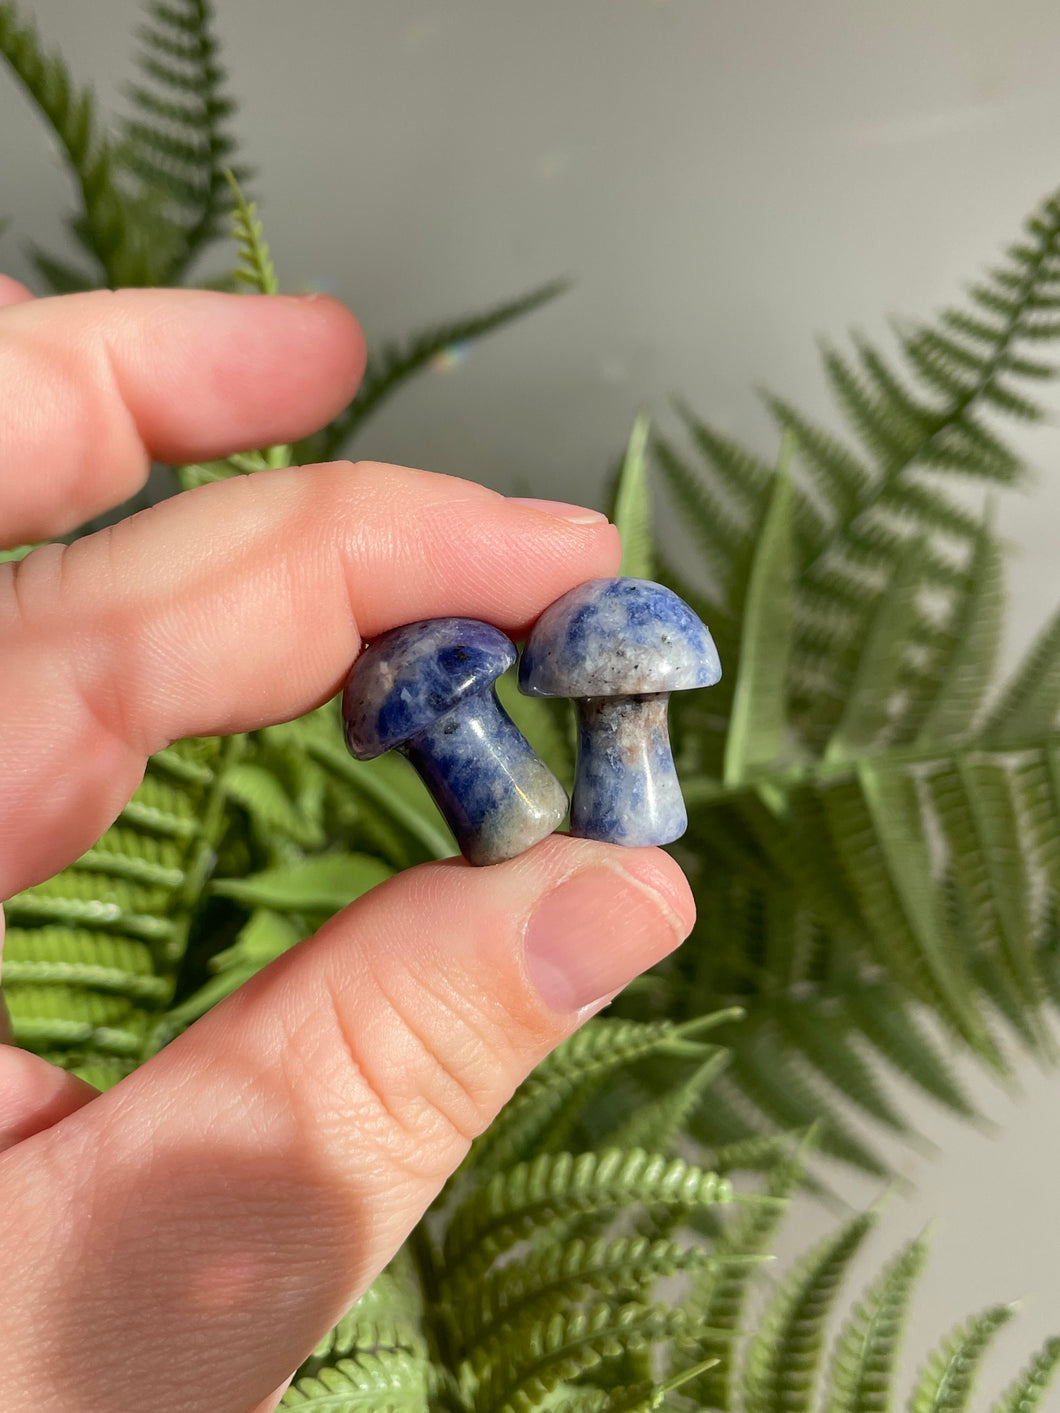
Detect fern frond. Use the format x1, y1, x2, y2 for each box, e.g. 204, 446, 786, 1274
612, 411, 654, 580
742, 1212, 877, 1413
300, 280, 569, 462
773, 1006, 914, 1139
0, 1, 131, 283
723, 445, 796, 788
301, 1257, 427, 1375
844, 983, 979, 1120
457, 1235, 710, 1355
824, 1237, 929, 1413
2, 735, 233, 1083
443, 1150, 736, 1282
467, 1014, 735, 1176
603, 1052, 731, 1156
280, 1349, 429, 1412
224, 169, 277, 293
983, 606, 1060, 740
728, 1027, 889, 1176
907, 1304, 1014, 1413
914, 516, 1004, 744
471, 1301, 687, 1413
990, 1335, 1060, 1413
671, 1147, 801, 1411
122, 0, 249, 281
209, 853, 392, 912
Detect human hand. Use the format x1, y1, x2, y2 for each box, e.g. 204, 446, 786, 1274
0, 279, 695, 1413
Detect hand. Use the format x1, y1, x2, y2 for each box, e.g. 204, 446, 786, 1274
0, 279, 695, 1413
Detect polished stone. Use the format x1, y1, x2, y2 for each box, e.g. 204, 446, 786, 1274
519, 577, 721, 699
519, 578, 721, 847
343, 618, 568, 866
344, 618, 518, 758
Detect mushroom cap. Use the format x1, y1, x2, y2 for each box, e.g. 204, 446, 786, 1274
343, 618, 517, 759
519, 577, 721, 699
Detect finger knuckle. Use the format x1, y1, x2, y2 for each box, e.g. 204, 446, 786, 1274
312, 963, 501, 1185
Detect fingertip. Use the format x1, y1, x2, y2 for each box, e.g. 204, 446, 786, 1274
0, 1045, 98, 1150
0, 274, 34, 308
616, 846, 697, 938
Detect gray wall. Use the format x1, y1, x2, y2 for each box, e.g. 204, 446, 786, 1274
4, 0, 1060, 1391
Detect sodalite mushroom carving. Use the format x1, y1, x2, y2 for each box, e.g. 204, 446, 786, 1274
519, 578, 721, 847
342, 618, 569, 866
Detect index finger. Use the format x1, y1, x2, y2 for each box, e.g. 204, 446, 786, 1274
0, 287, 366, 543
0, 465, 620, 895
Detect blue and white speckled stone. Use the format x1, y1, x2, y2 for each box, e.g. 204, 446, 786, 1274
404, 698, 569, 866
571, 694, 687, 846
344, 619, 518, 758
519, 578, 721, 847
519, 578, 721, 700
343, 618, 568, 866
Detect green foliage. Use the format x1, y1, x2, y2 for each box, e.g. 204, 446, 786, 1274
6, 8, 1060, 1409
742, 1211, 877, 1413
0, 0, 244, 287
294, 278, 571, 465
607, 185, 1060, 1171
669, 1219, 1060, 1413
612, 411, 655, 580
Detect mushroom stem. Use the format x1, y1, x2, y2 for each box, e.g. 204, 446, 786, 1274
571, 694, 686, 847
402, 689, 569, 866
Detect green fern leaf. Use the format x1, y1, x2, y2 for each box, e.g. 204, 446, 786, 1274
729, 1028, 889, 1176
915, 516, 1004, 743
280, 1349, 429, 1412
302, 1255, 427, 1375
775, 1005, 915, 1139
845, 984, 979, 1120
742, 1211, 877, 1413
990, 1334, 1060, 1413
603, 1052, 731, 1155
457, 1235, 710, 1357
673, 1145, 802, 1410
654, 432, 763, 606
983, 606, 1060, 741
612, 411, 654, 580
723, 442, 796, 787
300, 280, 569, 462
0, 1, 132, 283
443, 1150, 736, 1282
210, 853, 392, 912
471, 1302, 687, 1413
122, 0, 249, 281
467, 1014, 737, 1176
220, 761, 324, 849
822, 767, 986, 1050
926, 760, 1042, 1015
824, 1236, 929, 1413
764, 394, 871, 525
224, 168, 278, 294
907, 1304, 1014, 1413
823, 536, 929, 761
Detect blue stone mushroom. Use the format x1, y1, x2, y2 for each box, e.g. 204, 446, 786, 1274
342, 618, 569, 866
519, 578, 721, 847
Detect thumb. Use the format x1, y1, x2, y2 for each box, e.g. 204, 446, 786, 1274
0, 835, 693, 1413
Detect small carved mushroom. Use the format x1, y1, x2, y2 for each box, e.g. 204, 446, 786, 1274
518, 578, 721, 846
343, 618, 569, 866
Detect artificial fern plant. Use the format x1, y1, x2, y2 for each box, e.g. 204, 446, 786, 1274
4, 3, 1060, 1410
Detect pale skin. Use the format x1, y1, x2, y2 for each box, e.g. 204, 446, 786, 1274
0, 278, 696, 1413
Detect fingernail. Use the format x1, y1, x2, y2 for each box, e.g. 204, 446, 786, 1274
508, 497, 609, 525
524, 857, 694, 1013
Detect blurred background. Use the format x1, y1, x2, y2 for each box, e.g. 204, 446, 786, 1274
4, 0, 1060, 1389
